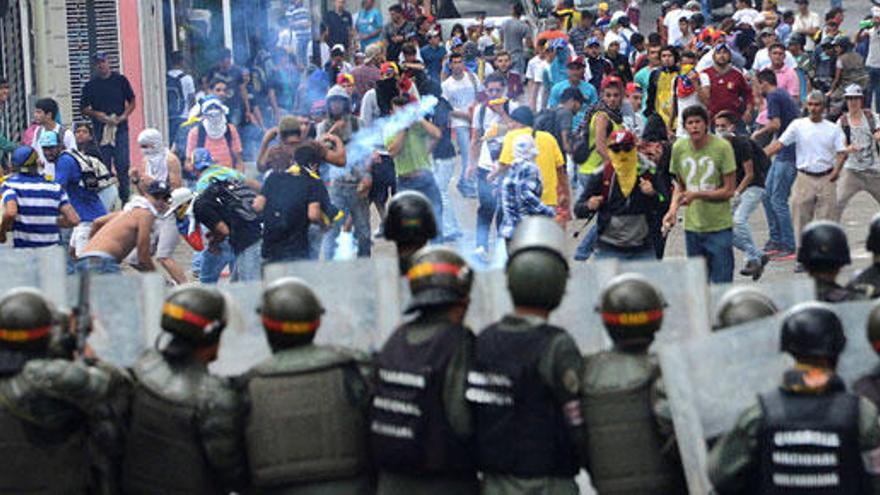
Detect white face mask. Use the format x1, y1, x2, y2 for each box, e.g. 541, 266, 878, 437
203, 111, 228, 139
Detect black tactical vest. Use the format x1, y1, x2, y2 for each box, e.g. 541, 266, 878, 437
468, 323, 578, 477
582, 351, 686, 494
246, 347, 369, 487
0, 405, 89, 493
370, 321, 475, 475
758, 388, 870, 495
122, 354, 224, 494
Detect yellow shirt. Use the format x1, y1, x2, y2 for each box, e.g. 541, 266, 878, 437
499, 127, 565, 206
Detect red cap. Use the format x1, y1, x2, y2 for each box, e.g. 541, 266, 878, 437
336, 73, 354, 85
380, 62, 399, 76
567, 56, 586, 67
600, 75, 624, 91
626, 82, 642, 95
609, 129, 636, 147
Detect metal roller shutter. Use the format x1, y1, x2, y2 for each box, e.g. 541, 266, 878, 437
0, 0, 29, 147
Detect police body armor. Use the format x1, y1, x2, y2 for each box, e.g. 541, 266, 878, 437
855, 366, 880, 409
758, 388, 870, 494
246, 346, 368, 487
817, 280, 870, 303
849, 266, 880, 299
467, 323, 578, 477
370, 321, 474, 475
0, 387, 88, 493
122, 351, 227, 494
582, 351, 685, 495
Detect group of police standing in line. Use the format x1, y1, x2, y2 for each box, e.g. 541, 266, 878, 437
6, 190, 880, 494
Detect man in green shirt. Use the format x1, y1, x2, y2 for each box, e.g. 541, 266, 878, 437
385, 95, 444, 234
663, 105, 737, 282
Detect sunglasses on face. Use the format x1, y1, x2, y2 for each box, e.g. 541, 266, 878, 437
609, 143, 634, 153
486, 88, 504, 95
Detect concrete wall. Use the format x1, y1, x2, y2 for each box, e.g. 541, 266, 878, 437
31, 0, 73, 125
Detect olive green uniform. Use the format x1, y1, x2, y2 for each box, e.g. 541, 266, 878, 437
816, 279, 872, 303
581, 348, 686, 495
708, 370, 880, 494
0, 358, 131, 494
123, 349, 247, 494
376, 315, 479, 495
479, 314, 587, 495
243, 344, 374, 495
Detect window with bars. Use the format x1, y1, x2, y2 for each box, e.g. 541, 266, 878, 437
66, 0, 121, 123
0, 0, 29, 147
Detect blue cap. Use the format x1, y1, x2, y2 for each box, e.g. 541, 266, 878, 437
549, 38, 568, 50
451, 37, 464, 48
38, 130, 59, 148
586, 36, 601, 47
11, 146, 38, 170
92, 52, 108, 62
192, 148, 213, 171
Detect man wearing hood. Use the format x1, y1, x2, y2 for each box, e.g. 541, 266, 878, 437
185, 96, 244, 173
575, 129, 665, 260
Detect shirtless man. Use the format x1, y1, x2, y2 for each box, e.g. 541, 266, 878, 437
75, 182, 170, 274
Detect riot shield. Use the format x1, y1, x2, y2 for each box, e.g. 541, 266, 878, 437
263, 258, 402, 352
66, 272, 164, 368
211, 280, 272, 377
552, 259, 619, 353
461, 269, 513, 333
0, 247, 67, 305
657, 300, 879, 494
709, 279, 815, 326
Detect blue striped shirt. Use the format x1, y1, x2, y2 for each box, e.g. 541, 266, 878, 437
1, 174, 68, 248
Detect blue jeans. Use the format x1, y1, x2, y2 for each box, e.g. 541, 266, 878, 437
732, 186, 765, 263
200, 240, 236, 284
685, 229, 734, 284
593, 244, 656, 261
574, 172, 597, 260
95, 123, 131, 203
398, 171, 443, 235
475, 168, 499, 251
868, 67, 880, 113
234, 241, 262, 281
322, 184, 372, 259
75, 253, 121, 274
308, 224, 323, 260
433, 156, 462, 237
762, 158, 797, 253
453, 127, 475, 193
700, 0, 712, 23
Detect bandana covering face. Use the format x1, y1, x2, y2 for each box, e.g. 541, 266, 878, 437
609, 147, 639, 198
138, 128, 168, 182
203, 110, 228, 140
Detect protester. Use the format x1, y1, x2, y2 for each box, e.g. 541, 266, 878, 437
30, 98, 75, 179
834, 85, 880, 220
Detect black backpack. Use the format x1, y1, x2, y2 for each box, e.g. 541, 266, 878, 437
840, 110, 879, 155
203, 179, 258, 223
166, 71, 186, 116
571, 104, 598, 164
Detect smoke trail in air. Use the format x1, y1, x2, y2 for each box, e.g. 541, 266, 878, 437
345, 95, 439, 168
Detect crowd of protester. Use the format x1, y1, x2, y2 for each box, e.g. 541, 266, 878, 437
1, 0, 880, 285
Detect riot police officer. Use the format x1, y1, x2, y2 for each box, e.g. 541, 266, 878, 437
242, 277, 373, 494
370, 246, 478, 495
709, 302, 880, 494
0, 288, 130, 494
382, 190, 438, 273
798, 220, 871, 302
854, 303, 880, 407
714, 286, 779, 331
468, 217, 586, 495
122, 285, 247, 494
581, 274, 687, 494
848, 213, 880, 298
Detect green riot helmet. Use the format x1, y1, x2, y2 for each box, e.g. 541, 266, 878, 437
0, 288, 54, 351
780, 302, 845, 360
160, 285, 227, 346
714, 286, 778, 331
405, 246, 473, 314
383, 191, 438, 247
506, 217, 569, 310
867, 303, 880, 356
797, 220, 851, 271
259, 277, 325, 349
597, 273, 666, 346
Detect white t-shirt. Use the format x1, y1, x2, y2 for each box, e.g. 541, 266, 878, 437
472, 101, 519, 170
442, 73, 482, 128
839, 112, 880, 171
867, 27, 880, 69
664, 9, 688, 47
32, 125, 76, 179
168, 69, 196, 118
779, 117, 847, 173
526, 56, 550, 111
793, 11, 821, 52
732, 8, 761, 27
752, 48, 796, 72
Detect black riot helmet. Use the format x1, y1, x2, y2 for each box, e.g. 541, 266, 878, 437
0, 288, 54, 351
383, 191, 438, 247
867, 213, 880, 255
405, 246, 473, 314
506, 217, 569, 310
714, 286, 778, 331
866, 303, 880, 357
160, 285, 227, 347
797, 220, 851, 270
259, 277, 325, 350
780, 302, 846, 360
597, 273, 666, 346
